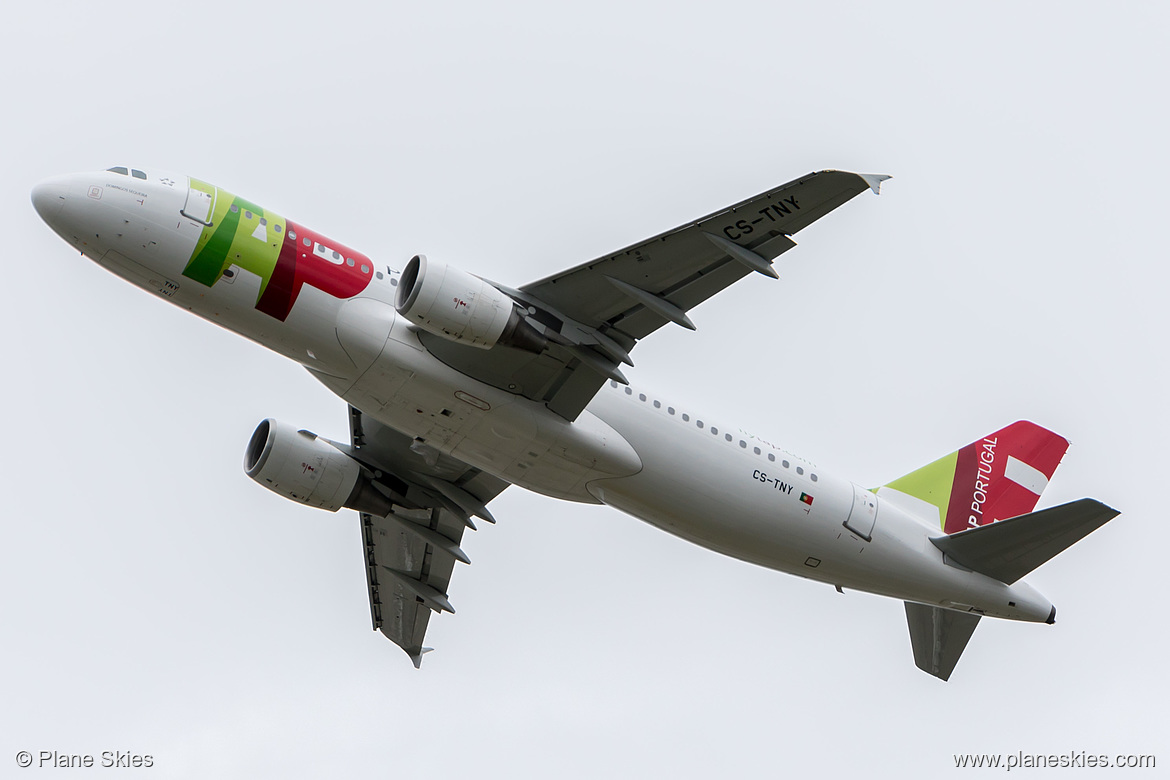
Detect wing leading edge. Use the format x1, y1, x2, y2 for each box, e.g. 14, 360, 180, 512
418, 170, 889, 420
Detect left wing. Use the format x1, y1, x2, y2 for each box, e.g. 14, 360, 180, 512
345, 406, 509, 667
418, 170, 888, 420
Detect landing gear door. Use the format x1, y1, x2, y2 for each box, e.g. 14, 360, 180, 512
845, 483, 877, 541
181, 178, 216, 226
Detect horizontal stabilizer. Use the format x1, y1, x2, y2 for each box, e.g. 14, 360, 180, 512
932, 498, 1119, 584
905, 602, 981, 681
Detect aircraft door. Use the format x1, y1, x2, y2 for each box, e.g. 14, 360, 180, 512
844, 483, 877, 541
181, 178, 216, 226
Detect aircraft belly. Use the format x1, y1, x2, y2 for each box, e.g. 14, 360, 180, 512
585, 388, 1049, 619
337, 331, 642, 502
585, 389, 854, 572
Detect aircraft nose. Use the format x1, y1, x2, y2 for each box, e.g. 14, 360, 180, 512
31, 176, 69, 222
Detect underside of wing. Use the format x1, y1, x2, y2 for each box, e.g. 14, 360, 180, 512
523, 170, 889, 336
418, 170, 888, 420
359, 506, 464, 667
345, 406, 509, 667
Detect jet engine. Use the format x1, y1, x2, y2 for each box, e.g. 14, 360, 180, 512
395, 254, 546, 352
243, 418, 396, 516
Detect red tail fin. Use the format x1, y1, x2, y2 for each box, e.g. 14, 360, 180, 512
880, 421, 1069, 534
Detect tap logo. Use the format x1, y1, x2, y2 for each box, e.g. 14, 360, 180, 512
180, 179, 374, 322
453, 297, 469, 309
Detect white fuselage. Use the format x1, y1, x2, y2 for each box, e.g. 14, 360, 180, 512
32, 169, 1055, 626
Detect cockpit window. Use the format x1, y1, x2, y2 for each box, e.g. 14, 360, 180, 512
107, 167, 129, 175
131, 169, 146, 180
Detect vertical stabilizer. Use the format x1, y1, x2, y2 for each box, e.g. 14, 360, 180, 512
879, 421, 1068, 533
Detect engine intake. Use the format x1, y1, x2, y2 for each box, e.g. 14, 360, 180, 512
395, 254, 546, 352
244, 419, 395, 516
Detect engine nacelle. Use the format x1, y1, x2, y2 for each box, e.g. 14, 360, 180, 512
244, 419, 394, 515
395, 254, 545, 352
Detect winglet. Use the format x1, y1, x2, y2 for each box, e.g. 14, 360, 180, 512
409, 647, 434, 669
860, 173, 892, 195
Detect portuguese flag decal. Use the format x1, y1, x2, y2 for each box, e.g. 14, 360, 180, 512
800, 492, 814, 507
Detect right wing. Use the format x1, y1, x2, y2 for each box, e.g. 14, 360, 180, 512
418, 170, 888, 421
520, 170, 890, 339
345, 405, 509, 667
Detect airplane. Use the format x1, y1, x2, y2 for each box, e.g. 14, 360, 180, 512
31, 165, 1119, 680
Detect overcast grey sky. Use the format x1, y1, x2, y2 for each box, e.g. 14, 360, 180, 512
4, 2, 1167, 777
